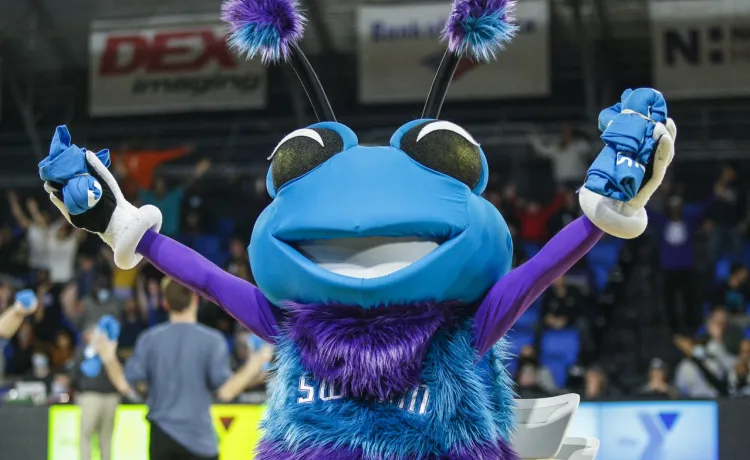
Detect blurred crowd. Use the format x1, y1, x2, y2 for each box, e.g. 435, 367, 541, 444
0, 127, 748, 404
509, 129, 750, 401
0, 153, 268, 404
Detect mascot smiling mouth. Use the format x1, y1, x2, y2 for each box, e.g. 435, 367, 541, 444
295, 237, 443, 279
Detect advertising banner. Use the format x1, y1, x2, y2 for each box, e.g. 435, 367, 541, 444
48, 401, 717, 460
649, 0, 750, 98
568, 401, 719, 460
49, 404, 265, 460
89, 15, 267, 116
357, 1, 550, 104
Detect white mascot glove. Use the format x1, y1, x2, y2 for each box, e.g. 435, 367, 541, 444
40, 127, 161, 269
579, 88, 677, 239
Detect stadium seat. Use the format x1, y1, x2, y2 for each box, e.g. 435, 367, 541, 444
192, 235, 227, 266
586, 238, 622, 293
514, 297, 544, 330
715, 257, 732, 282
505, 329, 536, 375
217, 218, 235, 238
522, 242, 542, 259
540, 329, 581, 387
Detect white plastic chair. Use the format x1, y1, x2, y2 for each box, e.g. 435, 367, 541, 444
511, 394, 599, 460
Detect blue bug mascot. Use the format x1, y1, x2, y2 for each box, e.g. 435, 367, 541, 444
39, 0, 676, 458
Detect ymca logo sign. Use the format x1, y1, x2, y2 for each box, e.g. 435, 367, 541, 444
636, 411, 679, 460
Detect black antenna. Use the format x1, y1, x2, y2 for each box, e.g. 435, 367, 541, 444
422, 50, 461, 119
288, 44, 336, 122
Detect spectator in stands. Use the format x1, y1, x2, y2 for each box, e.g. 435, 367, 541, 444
119, 297, 146, 352
513, 345, 558, 398
636, 358, 676, 399
76, 255, 99, 301
28, 352, 53, 390
707, 307, 744, 354
0, 223, 27, 278
0, 283, 12, 312
652, 195, 714, 336
7, 320, 35, 376
30, 274, 57, 343
137, 276, 168, 327
547, 189, 580, 237
540, 276, 581, 331
233, 331, 272, 390
712, 262, 749, 318
674, 310, 737, 398
582, 366, 615, 400
46, 221, 85, 286
7, 192, 51, 272
69, 277, 124, 335
137, 159, 211, 237
709, 163, 744, 257
539, 276, 596, 361
511, 190, 564, 246
528, 123, 591, 188
729, 338, 750, 397
225, 237, 251, 279
49, 330, 75, 372
69, 325, 122, 460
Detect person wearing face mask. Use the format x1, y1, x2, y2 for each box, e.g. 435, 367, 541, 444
72, 277, 124, 336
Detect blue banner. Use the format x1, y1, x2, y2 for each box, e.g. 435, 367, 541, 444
567, 401, 718, 460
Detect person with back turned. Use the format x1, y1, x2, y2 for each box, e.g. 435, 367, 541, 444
93, 278, 273, 460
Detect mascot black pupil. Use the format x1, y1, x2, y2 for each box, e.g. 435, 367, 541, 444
36, 0, 677, 458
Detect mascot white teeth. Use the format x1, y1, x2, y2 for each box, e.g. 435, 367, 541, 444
38, 0, 676, 458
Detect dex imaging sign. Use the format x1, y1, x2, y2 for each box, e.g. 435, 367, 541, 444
650, 0, 750, 98
357, 1, 550, 104
89, 16, 267, 116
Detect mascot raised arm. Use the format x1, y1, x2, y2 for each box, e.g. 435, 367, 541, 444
38, 0, 676, 458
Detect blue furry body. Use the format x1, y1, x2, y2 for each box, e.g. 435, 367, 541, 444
262, 317, 516, 459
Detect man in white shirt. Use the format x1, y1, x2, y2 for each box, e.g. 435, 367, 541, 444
528, 124, 591, 187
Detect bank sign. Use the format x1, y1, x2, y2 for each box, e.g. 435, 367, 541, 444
357, 1, 550, 104
650, 0, 750, 98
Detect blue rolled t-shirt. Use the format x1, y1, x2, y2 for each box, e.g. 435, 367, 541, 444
584, 88, 668, 202
39, 125, 111, 215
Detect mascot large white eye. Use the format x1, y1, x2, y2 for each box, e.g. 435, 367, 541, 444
399, 120, 483, 189
270, 128, 344, 189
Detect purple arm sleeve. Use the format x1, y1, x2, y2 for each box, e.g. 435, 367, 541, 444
136, 229, 279, 343
474, 216, 604, 356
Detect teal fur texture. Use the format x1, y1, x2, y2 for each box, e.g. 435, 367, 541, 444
261, 318, 516, 458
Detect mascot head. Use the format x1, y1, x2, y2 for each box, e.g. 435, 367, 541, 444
223, 0, 518, 308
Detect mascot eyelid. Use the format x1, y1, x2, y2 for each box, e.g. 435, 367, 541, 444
416, 121, 479, 146
268, 128, 325, 160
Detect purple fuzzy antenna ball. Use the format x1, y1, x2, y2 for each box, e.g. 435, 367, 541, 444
443, 0, 519, 61
221, 0, 305, 64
